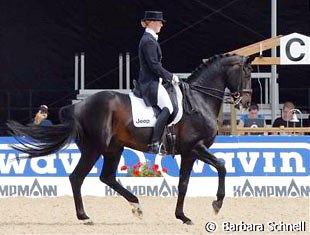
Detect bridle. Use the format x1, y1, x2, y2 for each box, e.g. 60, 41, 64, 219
188, 59, 252, 105
189, 84, 243, 105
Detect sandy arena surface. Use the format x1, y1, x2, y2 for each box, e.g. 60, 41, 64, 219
0, 196, 308, 235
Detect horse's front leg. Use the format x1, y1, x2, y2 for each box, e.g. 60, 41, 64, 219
193, 143, 226, 213
175, 155, 196, 225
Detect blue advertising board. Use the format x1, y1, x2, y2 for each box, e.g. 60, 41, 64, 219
0, 136, 309, 178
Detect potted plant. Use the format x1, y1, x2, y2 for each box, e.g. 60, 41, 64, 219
120, 161, 168, 177
117, 161, 177, 197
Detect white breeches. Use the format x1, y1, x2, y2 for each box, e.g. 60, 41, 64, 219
157, 78, 173, 114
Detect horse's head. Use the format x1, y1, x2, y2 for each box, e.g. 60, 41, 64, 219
187, 54, 252, 110
225, 55, 252, 110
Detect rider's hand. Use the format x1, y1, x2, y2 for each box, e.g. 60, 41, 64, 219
172, 74, 180, 85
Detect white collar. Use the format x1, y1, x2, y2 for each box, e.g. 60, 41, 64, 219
145, 28, 158, 41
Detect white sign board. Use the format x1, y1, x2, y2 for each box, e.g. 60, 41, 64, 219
280, 33, 310, 64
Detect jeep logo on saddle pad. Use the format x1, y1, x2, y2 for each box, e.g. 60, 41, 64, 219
135, 118, 151, 124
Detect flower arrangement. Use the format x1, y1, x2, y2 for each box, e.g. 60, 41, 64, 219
120, 161, 168, 177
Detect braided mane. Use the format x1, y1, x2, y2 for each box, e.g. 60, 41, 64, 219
187, 54, 236, 82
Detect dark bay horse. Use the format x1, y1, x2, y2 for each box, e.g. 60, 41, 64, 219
8, 54, 252, 225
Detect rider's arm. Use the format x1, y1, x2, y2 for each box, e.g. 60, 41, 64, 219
142, 40, 173, 82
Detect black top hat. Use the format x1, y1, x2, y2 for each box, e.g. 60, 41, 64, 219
141, 11, 166, 23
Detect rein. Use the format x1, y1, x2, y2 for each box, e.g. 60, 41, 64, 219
188, 83, 242, 105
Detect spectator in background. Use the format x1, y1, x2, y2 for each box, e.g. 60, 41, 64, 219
34, 105, 53, 126
272, 101, 301, 128
238, 103, 266, 135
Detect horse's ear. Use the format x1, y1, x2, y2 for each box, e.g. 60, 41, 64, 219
247, 55, 256, 64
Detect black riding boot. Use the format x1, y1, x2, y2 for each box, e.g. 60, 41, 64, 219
149, 107, 170, 153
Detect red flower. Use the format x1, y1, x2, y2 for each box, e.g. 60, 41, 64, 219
125, 162, 168, 177
152, 164, 159, 171
133, 162, 142, 169
120, 165, 128, 171
133, 169, 140, 176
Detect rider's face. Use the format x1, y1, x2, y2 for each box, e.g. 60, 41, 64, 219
148, 21, 163, 34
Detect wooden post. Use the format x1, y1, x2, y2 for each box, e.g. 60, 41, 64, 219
217, 103, 224, 135
230, 104, 237, 135
251, 57, 280, 65
228, 35, 282, 56
203, 35, 283, 65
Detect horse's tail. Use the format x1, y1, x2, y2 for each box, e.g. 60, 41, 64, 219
7, 105, 79, 158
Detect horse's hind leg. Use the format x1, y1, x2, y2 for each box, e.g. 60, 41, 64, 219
100, 148, 142, 219
69, 146, 100, 224
194, 144, 226, 213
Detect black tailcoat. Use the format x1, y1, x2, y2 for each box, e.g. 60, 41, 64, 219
138, 32, 173, 106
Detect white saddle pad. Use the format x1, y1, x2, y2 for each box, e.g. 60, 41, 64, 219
129, 84, 183, 127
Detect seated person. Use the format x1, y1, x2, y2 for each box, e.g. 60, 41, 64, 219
272, 101, 301, 128
34, 105, 53, 126
238, 103, 266, 135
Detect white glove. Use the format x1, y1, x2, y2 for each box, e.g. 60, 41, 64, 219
172, 74, 180, 85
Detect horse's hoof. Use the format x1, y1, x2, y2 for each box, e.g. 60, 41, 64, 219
130, 202, 143, 219
176, 214, 193, 225
184, 220, 194, 225
82, 218, 94, 225
212, 200, 222, 214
